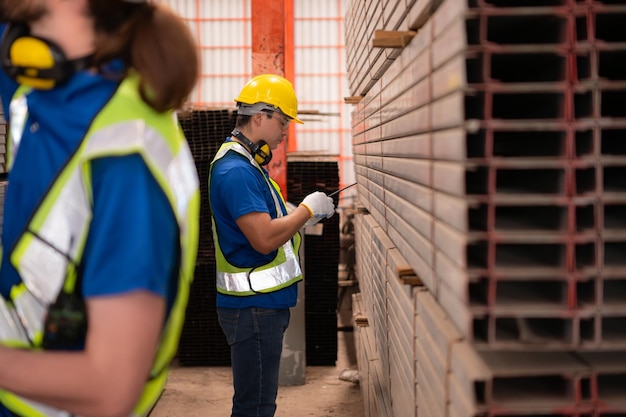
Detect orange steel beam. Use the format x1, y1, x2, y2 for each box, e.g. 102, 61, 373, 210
251, 0, 293, 199
284, 0, 297, 155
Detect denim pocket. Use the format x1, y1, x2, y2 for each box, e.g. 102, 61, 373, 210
217, 307, 239, 345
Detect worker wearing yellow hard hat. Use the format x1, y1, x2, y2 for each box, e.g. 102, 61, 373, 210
209, 73, 334, 417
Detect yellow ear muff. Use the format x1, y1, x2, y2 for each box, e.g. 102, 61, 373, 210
1, 23, 93, 90
10, 37, 57, 89
254, 142, 272, 166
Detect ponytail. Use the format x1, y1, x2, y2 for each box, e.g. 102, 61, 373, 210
91, 1, 199, 112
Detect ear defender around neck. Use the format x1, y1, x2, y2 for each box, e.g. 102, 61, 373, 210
232, 129, 272, 166
0, 23, 93, 90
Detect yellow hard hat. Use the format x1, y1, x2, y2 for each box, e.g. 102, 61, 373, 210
234, 74, 304, 124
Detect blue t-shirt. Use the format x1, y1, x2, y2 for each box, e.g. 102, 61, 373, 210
209, 142, 298, 309
0, 23, 179, 416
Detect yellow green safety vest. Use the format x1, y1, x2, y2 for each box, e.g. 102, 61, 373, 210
0, 74, 200, 417
210, 141, 302, 296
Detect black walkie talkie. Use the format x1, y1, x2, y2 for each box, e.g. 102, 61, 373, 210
42, 289, 87, 350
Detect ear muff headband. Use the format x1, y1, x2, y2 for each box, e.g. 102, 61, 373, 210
232, 129, 272, 166
1, 24, 93, 89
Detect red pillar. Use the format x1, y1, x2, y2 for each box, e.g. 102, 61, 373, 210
251, 0, 294, 200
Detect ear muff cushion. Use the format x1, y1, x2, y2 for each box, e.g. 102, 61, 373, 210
10, 37, 56, 70
254, 142, 272, 165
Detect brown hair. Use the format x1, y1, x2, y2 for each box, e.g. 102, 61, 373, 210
89, 0, 199, 113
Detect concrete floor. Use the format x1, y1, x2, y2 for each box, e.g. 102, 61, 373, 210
150, 330, 364, 417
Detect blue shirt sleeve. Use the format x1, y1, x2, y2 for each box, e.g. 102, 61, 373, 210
219, 162, 273, 220
81, 154, 179, 307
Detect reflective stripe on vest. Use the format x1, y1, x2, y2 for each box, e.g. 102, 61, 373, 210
210, 142, 302, 295
0, 75, 199, 417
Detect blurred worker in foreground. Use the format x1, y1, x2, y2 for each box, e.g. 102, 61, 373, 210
0, 0, 199, 416
209, 74, 336, 417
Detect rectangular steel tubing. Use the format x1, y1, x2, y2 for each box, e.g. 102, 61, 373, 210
387, 248, 420, 300
415, 319, 447, 394
432, 16, 472, 72
362, 88, 382, 124
408, 0, 445, 31
591, 5, 626, 49
415, 353, 447, 416
380, 77, 431, 126
388, 319, 415, 391
576, 351, 626, 409
386, 208, 433, 270
365, 154, 383, 172
491, 90, 568, 120
478, 350, 588, 408
417, 381, 445, 417
364, 124, 382, 143
599, 276, 626, 309
486, 313, 578, 349
450, 340, 492, 410
383, 174, 433, 213
369, 51, 395, 84
365, 140, 383, 156
388, 335, 414, 398
372, 354, 395, 417
431, 0, 472, 40
382, 157, 431, 187
490, 279, 572, 310
367, 173, 385, 206
383, 0, 410, 34
387, 222, 437, 294
431, 91, 469, 132
433, 191, 479, 234
386, 261, 415, 324
448, 368, 481, 417
431, 53, 472, 102
388, 297, 413, 357
483, 13, 572, 47
367, 189, 387, 230
380, 31, 431, 108
598, 313, 626, 350
381, 105, 431, 140
365, 166, 384, 192
381, 132, 431, 159
385, 190, 433, 241
433, 127, 482, 162
434, 248, 483, 306
372, 217, 396, 257
417, 290, 464, 367
433, 219, 485, 270
436, 276, 475, 340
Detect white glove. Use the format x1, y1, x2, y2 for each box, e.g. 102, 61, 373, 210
300, 191, 335, 226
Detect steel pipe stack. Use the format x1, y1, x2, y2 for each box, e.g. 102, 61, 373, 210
346, 0, 626, 416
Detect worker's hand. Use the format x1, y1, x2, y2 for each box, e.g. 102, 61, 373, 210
300, 191, 335, 226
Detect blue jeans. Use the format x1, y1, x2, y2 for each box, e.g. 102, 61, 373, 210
217, 307, 291, 417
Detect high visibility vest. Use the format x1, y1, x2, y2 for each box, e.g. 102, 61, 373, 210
210, 141, 302, 295
0, 74, 200, 417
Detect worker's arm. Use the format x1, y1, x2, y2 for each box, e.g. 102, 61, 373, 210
0, 290, 165, 417
237, 204, 311, 254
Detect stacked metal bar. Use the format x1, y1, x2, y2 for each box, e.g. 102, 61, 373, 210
287, 156, 340, 366
346, 0, 626, 416
177, 108, 236, 366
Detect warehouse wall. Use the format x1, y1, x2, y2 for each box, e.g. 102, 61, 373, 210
347, 0, 626, 416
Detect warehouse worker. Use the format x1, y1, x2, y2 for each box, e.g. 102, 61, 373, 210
0, 0, 200, 416
209, 74, 336, 417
